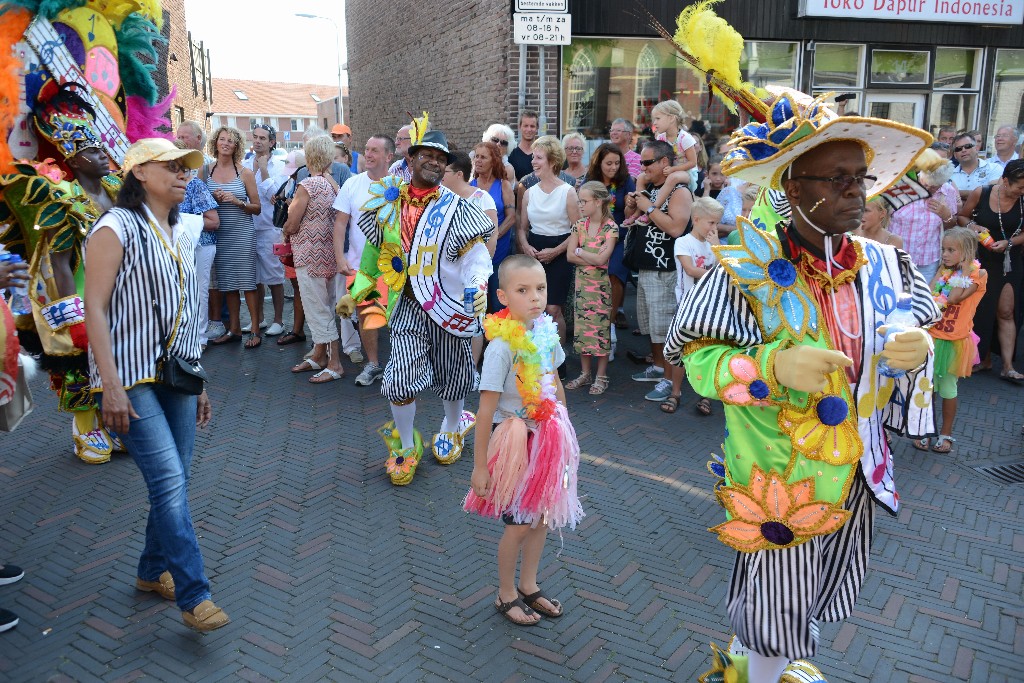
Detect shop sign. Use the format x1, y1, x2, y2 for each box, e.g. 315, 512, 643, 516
513, 12, 572, 44
798, 0, 1023, 25
515, 0, 568, 11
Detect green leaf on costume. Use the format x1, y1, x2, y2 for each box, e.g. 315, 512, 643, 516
22, 177, 52, 205
35, 202, 68, 230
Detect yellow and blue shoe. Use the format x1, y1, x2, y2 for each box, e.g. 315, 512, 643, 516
698, 639, 827, 683
379, 422, 424, 486
432, 410, 476, 465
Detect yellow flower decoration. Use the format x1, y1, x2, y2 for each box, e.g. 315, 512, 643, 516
712, 464, 851, 552
777, 373, 862, 466
377, 243, 407, 292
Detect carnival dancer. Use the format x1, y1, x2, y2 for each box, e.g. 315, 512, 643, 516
665, 88, 940, 681
464, 255, 583, 625
337, 126, 494, 485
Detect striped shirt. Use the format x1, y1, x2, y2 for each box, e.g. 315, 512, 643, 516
87, 207, 203, 391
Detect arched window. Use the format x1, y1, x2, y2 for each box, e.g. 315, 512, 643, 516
634, 43, 660, 126
566, 49, 597, 130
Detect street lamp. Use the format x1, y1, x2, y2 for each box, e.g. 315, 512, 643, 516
295, 13, 344, 125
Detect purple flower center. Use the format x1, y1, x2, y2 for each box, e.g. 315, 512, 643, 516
767, 258, 796, 287
749, 379, 770, 400
395, 455, 405, 465
760, 521, 794, 545
391, 256, 404, 272
816, 395, 848, 427
384, 186, 400, 202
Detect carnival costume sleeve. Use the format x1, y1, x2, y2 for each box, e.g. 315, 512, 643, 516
347, 209, 385, 305
448, 200, 495, 290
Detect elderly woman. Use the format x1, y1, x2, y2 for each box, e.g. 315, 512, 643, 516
562, 132, 588, 186
583, 143, 635, 328
283, 135, 343, 383
519, 135, 580, 346
84, 138, 228, 632
470, 141, 515, 311
482, 123, 517, 183
204, 126, 263, 348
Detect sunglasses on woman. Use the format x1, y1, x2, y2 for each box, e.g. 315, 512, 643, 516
490, 137, 509, 147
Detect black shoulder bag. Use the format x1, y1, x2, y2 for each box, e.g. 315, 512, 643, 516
272, 179, 291, 228
135, 213, 209, 395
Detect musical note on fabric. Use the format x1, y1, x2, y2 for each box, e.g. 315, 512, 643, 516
421, 283, 442, 311
408, 244, 437, 277
87, 13, 96, 42
85, 47, 119, 96
442, 313, 474, 332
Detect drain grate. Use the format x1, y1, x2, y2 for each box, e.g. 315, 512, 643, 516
973, 462, 1024, 485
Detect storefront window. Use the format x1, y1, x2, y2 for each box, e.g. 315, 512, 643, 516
934, 48, 981, 90
929, 94, 977, 134
813, 44, 864, 89
988, 50, 1024, 150
561, 38, 797, 141
870, 50, 930, 85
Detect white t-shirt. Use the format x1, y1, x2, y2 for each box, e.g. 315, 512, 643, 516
466, 187, 497, 223
479, 335, 566, 427
673, 233, 716, 303
332, 172, 375, 265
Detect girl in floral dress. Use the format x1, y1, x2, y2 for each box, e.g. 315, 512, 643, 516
565, 182, 618, 394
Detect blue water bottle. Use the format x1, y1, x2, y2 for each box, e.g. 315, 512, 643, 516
463, 287, 476, 315
876, 293, 916, 378
0, 254, 31, 315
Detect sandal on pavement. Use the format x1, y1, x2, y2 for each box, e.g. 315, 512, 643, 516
627, 350, 653, 365
696, 397, 713, 416
589, 375, 609, 395
517, 587, 563, 618
244, 333, 262, 349
291, 359, 322, 373
182, 599, 230, 632
932, 435, 955, 453
661, 394, 680, 413
1000, 369, 1024, 385
495, 596, 539, 626
208, 332, 242, 346
277, 331, 306, 346
911, 438, 930, 451
565, 373, 592, 390
309, 368, 343, 384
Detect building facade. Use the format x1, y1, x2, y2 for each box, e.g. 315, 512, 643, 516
346, 0, 1024, 155
209, 79, 339, 151
154, 0, 212, 129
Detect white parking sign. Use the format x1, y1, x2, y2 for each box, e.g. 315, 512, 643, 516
513, 12, 571, 45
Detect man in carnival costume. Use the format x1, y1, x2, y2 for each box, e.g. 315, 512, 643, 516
0, 1, 172, 463
665, 90, 942, 681
337, 118, 493, 485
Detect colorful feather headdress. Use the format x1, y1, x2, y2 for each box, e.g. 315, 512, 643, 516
32, 82, 104, 160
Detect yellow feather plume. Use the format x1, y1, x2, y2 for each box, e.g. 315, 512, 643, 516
410, 111, 429, 147
672, 0, 755, 114
87, 0, 164, 30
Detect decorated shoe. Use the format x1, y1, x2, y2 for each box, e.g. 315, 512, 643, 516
432, 410, 476, 465
73, 410, 113, 464
378, 421, 424, 486
699, 640, 827, 683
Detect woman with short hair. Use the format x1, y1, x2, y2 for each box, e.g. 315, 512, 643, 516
562, 132, 588, 187
85, 138, 229, 632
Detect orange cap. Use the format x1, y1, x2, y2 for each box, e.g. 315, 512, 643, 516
331, 124, 352, 135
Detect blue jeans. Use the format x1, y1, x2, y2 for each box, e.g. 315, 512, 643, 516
100, 384, 211, 611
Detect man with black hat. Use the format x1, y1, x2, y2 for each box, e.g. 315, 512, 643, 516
338, 121, 494, 485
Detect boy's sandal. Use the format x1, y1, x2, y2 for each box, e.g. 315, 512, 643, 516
494, 597, 538, 626
660, 394, 680, 413
565, 373, 592, 390
589, 376, 609, 395
696, 398, 713, 416
911, 438, 930, 451
932, 435, 955, 453
517, 587, 563, 618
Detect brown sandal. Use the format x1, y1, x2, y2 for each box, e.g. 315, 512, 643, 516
495, 596, 539, 625
661, 395, 680, 413
696, 398, 713, 416
518, 587, 563, 618
565, 373, 592, 390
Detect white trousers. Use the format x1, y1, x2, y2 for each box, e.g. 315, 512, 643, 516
196, 244, 216, 341
295, 267, 340, 344
340, 312, 361, 353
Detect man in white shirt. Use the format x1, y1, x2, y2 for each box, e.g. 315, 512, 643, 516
992, 125, 1020, 169
950, 132, 1002, 201
387, 125, 413, 182
243, 124, 288, 336
333, 133, 395, 386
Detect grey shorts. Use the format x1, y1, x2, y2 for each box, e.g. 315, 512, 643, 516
636, 269, 677, 344
255, 229, 286, 285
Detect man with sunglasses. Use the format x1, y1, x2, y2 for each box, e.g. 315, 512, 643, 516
950, 132, 1001, 201
665, 91, 939, 682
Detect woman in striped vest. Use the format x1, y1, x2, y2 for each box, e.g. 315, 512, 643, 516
84, 139, 229, 632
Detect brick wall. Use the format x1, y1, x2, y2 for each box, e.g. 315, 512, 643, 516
157, 0, 210, 135
346, 0, 513, 153
506, 43, 561, 140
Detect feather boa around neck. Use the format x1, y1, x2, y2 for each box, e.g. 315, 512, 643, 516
483, 310, 559, 422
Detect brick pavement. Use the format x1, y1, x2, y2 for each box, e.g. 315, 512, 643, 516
0, 293, 1022, 682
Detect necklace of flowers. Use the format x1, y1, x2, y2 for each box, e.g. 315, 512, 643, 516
482, 309, 560, 421
931, 259, 978, 308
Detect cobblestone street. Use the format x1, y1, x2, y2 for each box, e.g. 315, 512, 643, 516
1, 296, 1022, 682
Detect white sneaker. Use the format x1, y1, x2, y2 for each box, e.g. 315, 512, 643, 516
206, 321, 227, 338
355, 363, 383, 386
265, 322, 284, 336
347, 349, 364, 364
242, 320, 268, 333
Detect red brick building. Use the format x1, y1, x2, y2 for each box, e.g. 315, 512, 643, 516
209, 79, 340, 151
153, 0, 213, 130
